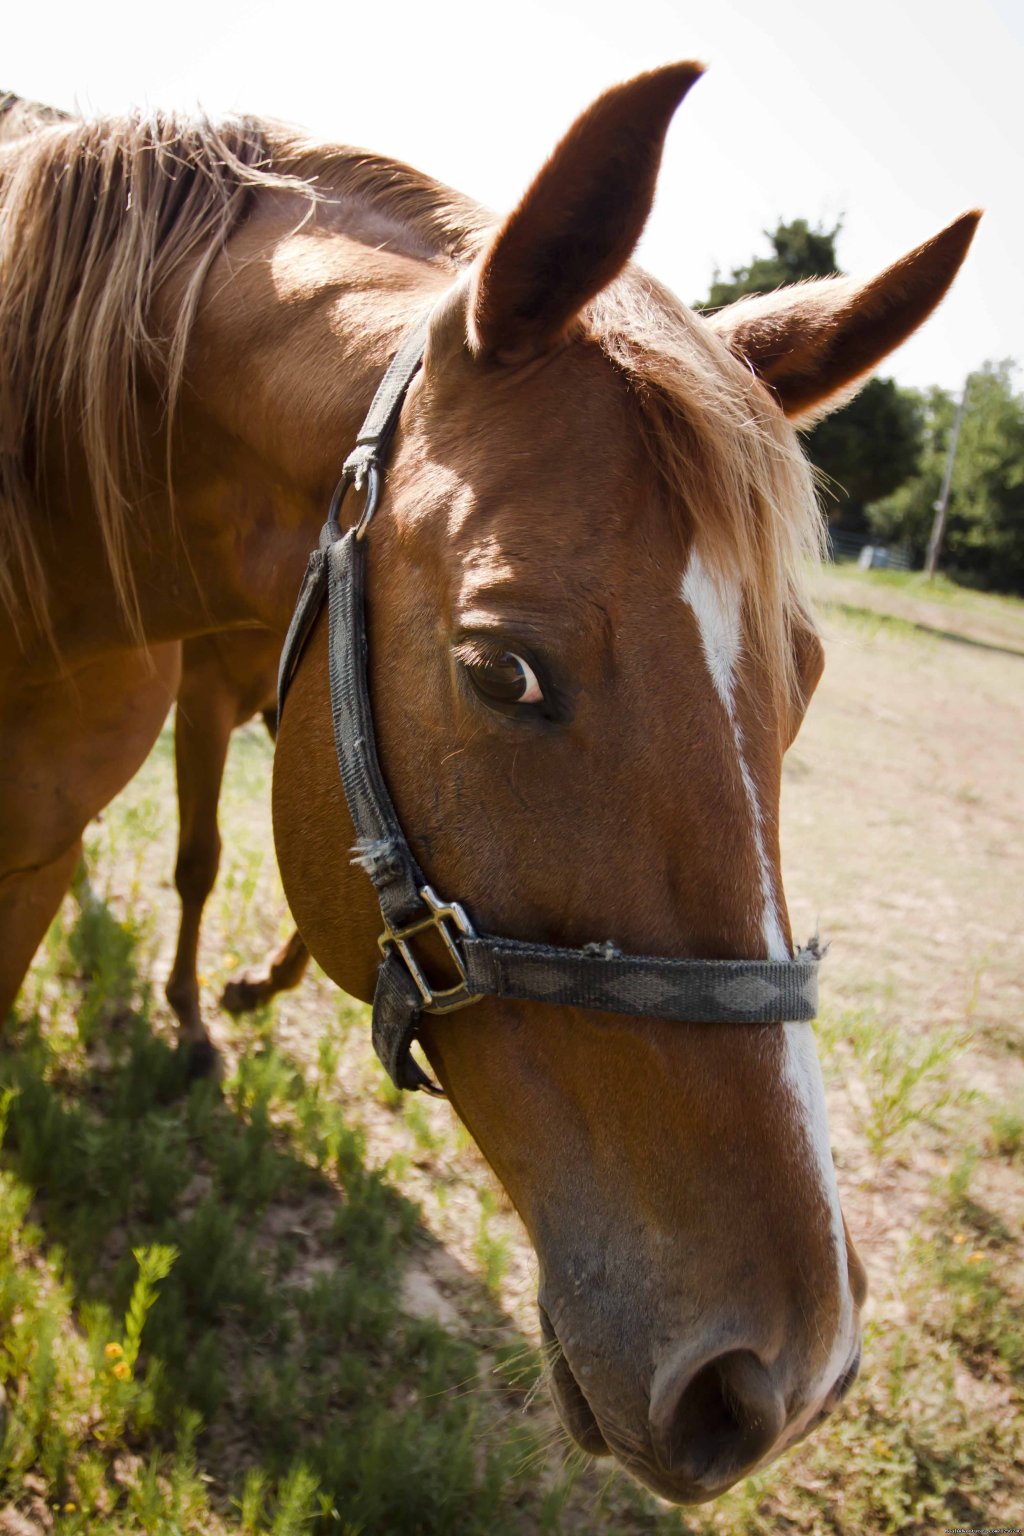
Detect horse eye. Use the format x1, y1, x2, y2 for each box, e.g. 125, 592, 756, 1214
463, 650, 544, 709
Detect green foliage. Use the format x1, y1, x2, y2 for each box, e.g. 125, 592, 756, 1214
702, 216, 843, 308
812, 378, 924, 519
832, 1009, 970, 1158
869, 360, 1024, 592
916, 1156, 1024, 1385
696, 219, 924, 525
474, 1189, 512, 1296
0, 975, 538, 1533
988, 1099, 1024, 1161
122, 1245, 178, 1371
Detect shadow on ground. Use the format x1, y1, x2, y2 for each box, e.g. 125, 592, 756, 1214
0, 902, 585, 1534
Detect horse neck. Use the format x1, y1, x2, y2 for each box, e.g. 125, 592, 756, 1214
163, 199, 456, 638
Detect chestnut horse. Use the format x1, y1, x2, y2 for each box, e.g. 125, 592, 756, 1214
0, 95, 310, 1060
0, 64, 977, 1502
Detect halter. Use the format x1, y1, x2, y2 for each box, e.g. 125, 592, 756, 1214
277, 309, 820, 1093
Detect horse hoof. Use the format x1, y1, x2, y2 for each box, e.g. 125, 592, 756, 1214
219, 972, 268, 1015
177, 1037, 223, 1082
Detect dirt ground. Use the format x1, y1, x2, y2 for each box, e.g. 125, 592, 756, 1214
791, 567, 1023, 1057
784, 570, 1024, 1364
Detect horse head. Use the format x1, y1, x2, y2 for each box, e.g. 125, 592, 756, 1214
271, 64, 976, 1502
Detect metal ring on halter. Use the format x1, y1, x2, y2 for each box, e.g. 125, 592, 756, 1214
326, 458, 382, 543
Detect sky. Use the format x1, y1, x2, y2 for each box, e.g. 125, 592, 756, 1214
6, 0, 1022, 393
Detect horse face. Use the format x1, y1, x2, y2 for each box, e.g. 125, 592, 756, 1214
274, 289, 867, 1500
272, 62, 976, 1504
364, 299, 862, 1501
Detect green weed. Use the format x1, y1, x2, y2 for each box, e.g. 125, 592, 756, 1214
915, 1156, 1024, 1385
475, 1189, 512, 1296
402, 1097, 446, 1157
833, 1009, 970, 1158
988, 1098, 1024, 1161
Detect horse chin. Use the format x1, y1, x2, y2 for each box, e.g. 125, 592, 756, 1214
538, 1305, 610, 1457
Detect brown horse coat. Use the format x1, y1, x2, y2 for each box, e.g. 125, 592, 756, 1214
0, 65, 977, 1501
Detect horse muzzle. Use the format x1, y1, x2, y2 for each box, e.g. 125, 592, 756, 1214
538, 1300, 862, 1505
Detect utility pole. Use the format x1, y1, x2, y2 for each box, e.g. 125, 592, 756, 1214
925, 375, 971, 579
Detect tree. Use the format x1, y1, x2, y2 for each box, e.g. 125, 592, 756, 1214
697, 220, 924, 529
868, 361, 1024, 592
703, 217, 842, 308
811, 379, 923, 521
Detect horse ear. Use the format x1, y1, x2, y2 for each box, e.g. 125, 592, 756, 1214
470, 62, 703, 362
708, 212, 981, 421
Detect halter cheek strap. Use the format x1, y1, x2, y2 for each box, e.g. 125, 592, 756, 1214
278, 310, 821, 1094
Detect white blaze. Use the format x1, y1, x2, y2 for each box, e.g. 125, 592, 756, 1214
680, 550, 851, 1384
679, 552, 788, 961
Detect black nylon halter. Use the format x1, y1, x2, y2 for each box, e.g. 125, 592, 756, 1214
277, 310, 820, 1093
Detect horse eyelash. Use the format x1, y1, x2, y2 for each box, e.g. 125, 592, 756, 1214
452, 638, 517, 670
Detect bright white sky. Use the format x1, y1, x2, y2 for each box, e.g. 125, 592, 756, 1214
7, 0, 1022, 392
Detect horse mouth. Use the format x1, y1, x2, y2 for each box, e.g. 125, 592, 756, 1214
538, 1304, 610, 1456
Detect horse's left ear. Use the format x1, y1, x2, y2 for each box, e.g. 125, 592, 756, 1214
709, 211, 981, 421
470, 62, 703, 362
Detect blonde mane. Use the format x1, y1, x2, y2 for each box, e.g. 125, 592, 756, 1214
590, 275, 824, 704
0, 103, 819, 687
0, 107, 486, 641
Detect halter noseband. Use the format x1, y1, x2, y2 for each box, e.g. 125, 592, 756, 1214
277, 310, 820, 1094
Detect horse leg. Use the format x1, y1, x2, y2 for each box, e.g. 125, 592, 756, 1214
0, 645, 181, 1021
220, 692, 310, 1014
164, 645, 237, 1077
220, 928, 310, 1014
0, 842, 85, 1016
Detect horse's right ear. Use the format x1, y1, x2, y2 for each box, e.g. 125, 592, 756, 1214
470, 62, 703, 364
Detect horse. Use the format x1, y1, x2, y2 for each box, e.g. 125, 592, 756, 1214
64, 626, 310, 1062
0, 62, 977, 1503
1, 95, 310, 1068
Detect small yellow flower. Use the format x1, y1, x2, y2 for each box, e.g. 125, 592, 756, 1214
952, 1233, 967, 1245
112, 1360, 131, 1381
198, 973, 209, 986
63, 1503, 76, 1514
104, 1342, 123, 1359
224, 954, 238, 969
967, 1250, 985, 1264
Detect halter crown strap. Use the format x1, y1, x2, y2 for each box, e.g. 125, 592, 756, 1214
277, 310, 821, 1094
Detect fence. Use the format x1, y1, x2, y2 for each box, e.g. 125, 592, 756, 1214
826, 528, 914, 572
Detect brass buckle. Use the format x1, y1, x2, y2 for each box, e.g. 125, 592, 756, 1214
378, 885, 483, 1014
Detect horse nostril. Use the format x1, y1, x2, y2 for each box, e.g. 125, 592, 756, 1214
651, 1349, 785, 1492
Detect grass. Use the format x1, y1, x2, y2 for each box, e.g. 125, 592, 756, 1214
1, 906, 545, 1533
820, 602, 931, 647
832, 564, 1023, 615
988, 1100, 1024, 1162
473, 1191, 512, 1298
833, 567, 970, 605
818, 1007, 971, 1158
815, 560, 1024, 651
4, 613, 1024, 1536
